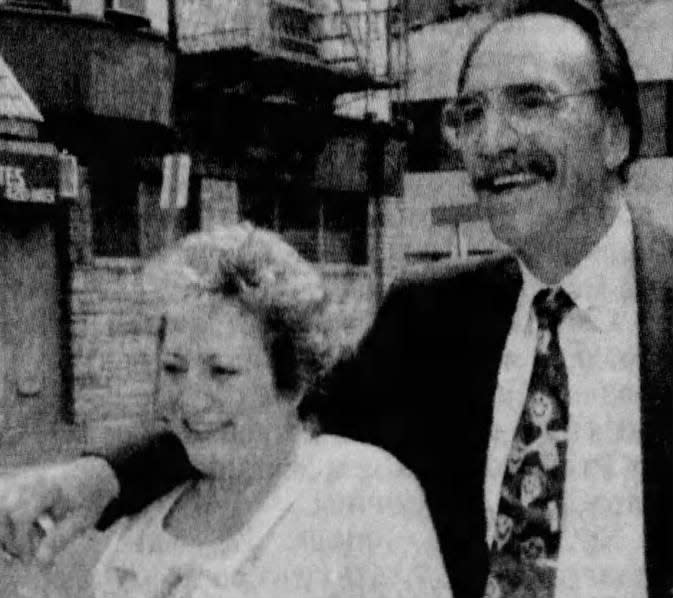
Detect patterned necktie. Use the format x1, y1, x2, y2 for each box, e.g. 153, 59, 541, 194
486, 288, 575, 598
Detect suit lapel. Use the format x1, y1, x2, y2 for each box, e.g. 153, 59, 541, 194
443, 254, 523, 598
631, 211, 673, 598
461, 217, 672, 597
459, 254, 523, 471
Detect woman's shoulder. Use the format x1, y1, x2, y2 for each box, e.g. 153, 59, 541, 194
295, 435, 439, 564
301, 434, 422, 496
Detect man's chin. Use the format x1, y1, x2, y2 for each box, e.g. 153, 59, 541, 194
481, 201, 538, 250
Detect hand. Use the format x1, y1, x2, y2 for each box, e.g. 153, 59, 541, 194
152, 567, 243, 598
0, 457, 120, 565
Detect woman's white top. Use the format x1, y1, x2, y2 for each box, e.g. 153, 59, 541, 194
92, 433, 452, 598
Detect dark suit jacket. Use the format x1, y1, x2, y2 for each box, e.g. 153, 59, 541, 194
102, 209, 672, 598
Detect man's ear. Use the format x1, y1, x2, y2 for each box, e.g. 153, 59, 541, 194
602, 109, 630, 172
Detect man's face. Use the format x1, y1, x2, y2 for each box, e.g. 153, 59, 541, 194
458, 15, 622, 255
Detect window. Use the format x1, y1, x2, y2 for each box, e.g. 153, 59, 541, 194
138, 175, 201, 257
239, 183, 368, 266
90, 157, 200, 258
398, 99, 463, 173
279, 191, 320, 262
322, 192, 367, 265
4, 0, 67, 10
90, 157, 141, 257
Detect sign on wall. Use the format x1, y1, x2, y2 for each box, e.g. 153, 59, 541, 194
160, 153, 191, 209
0, 151, 58, 205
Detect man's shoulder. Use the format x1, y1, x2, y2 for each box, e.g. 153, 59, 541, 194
629, 203, 673, 276
389, 252, 520, 303
630, 204, 673, 248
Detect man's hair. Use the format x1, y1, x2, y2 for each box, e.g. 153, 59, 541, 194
146, 223, 339, 398
457, 0, 642, 182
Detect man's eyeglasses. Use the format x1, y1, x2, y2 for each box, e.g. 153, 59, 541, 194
444, 83, 604, 140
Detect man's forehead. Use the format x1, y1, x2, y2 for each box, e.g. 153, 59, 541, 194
462, 14, 600, 93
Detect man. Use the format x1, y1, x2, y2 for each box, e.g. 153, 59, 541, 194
0, 1, 670, 597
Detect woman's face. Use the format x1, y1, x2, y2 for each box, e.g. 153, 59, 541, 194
157, 295, 299, 480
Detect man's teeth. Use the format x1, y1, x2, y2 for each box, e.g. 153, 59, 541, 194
492, 172, 539, 187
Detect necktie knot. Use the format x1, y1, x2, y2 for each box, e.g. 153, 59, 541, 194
533, 287, 574, 329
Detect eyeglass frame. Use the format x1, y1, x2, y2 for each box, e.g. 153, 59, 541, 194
443, 82, 608, 142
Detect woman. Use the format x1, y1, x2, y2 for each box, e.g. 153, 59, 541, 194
90, 224, 452, 598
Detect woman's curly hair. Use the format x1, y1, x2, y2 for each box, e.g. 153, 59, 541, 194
144, 223, 340, 399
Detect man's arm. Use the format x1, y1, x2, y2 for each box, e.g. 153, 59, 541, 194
94, 431, 198, 529
0, 456, 119, 564
300, 281, 412, 446
0, 430, 196, 564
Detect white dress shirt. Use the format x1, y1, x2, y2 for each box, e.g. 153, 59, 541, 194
486, 204, 648, 598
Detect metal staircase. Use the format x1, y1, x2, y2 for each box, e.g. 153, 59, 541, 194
316, 0, 409, 119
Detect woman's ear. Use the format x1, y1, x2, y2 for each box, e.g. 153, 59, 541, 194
279, 386, 305, 409
152, 314, 169, 429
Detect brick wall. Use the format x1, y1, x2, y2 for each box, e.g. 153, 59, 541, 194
71, 260, 157, 448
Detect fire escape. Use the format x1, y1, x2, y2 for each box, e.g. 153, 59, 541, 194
173, 0, 410, 123
171, 0, 410, 301
319, 0, 410, 120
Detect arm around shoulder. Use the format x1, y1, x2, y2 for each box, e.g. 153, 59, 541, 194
91, 431, 197, 529
299, 282, 415, 443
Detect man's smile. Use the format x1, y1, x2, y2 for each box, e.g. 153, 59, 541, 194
182, 417, 235, 436
484, 172, 544, 194
473, 154, 556, 196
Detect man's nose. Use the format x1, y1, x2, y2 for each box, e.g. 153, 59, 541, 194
474, 105, 519, 156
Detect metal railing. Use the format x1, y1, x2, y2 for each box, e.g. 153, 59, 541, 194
176, 0, 321, 57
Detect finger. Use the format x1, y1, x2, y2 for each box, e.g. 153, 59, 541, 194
35, 512, 89, 566
0, 529, 19, 564
27, 515, 56, 563
0, 511, 12, 553
0, 510, 26, 562
9, 511, 43, 563
5, 486, 63, 562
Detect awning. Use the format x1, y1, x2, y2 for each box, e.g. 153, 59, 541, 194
0, 54, 42, 123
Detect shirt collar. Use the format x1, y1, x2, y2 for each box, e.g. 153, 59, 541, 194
518, 201, 635, 331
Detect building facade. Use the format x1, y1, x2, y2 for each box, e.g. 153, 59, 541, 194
0, 0, 408, 460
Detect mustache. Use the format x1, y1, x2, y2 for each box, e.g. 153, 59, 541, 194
472, 151, 556, 191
